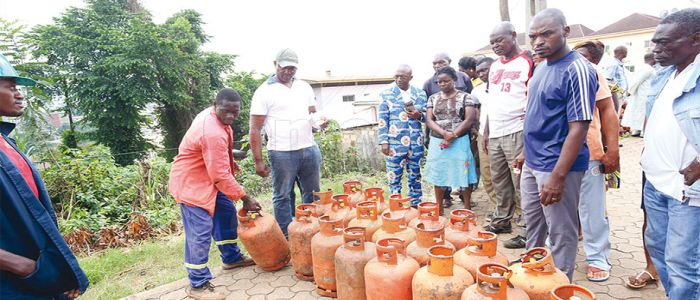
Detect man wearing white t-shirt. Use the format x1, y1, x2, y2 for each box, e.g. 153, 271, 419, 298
482, 22, 533, 250
249, 49, 325, 237
640, 8, 700, 299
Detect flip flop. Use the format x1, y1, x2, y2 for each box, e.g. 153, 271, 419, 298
587, 266, 610, 282
626, 270, 657, 289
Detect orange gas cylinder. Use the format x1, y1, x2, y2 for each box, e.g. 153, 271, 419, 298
509, 248, 570, 300
311, 216, 345, 297
288, 204, 320, 281
364, 238, 420, 300
313, 189, 334, 216
445, 209, 479, 250
408, 202, 448, 230
454, 231, 509, 278
364, 187, 387, 213
388, 194, 418, 224
327, 194, 354, 227
237, 209, 290, 271
372, 211, 416, 245
461, 263, 530, 300
347, 201, 382, 241
550, 285, 596, 300
406, 222, 454, 266
412, 245, 474, 300
343, 180, 364, 207
334, 227, 377, 300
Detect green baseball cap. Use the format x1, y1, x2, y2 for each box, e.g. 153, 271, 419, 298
0, 53, 36, 86
275, 48, 298, 68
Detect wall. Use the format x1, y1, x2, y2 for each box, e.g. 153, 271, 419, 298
341, 124, 385, 171
313, 83, 390, 129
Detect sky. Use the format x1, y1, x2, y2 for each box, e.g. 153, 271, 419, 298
2, 0, 699, 84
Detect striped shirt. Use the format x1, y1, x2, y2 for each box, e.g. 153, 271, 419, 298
523, 51, 598, 172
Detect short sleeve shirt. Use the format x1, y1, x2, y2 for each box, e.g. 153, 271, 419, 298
250, 77, 317, 151
426, 90, 475, 138
523, 51, 598, 172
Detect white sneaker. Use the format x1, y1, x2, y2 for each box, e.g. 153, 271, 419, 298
186, 282, 226, 300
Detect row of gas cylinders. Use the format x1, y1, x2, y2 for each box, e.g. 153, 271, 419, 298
236, 182, 597, 300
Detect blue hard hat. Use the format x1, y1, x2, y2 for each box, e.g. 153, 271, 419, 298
0, 53, 36, 86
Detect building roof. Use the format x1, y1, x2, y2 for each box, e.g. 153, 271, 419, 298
304, 75, 394, 88
592, 13, 660, 35
474, 24, 592, 52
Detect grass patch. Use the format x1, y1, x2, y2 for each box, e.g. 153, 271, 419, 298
78, 234, 224, 299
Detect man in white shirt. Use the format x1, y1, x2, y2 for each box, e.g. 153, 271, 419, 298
249, 49, 325, 237
482, 22, 534, 250
640, 8, 700, 299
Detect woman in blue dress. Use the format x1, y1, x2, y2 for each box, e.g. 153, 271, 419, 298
424, 66, 479, 215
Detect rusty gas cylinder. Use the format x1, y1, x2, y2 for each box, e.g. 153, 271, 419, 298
388, 194, 418, 224
343, 180, 364, 207
334, 227, 376, 300
412, 245, 474, 300
311, 216, 345, 297
372, 211, 416, 244
454, 231, 509, 278
461, 263, 530, 300
313, 189, 334, 216
445, 209, 479, 250
288, 204, 320, 281
327, 194, 354, 227
550, 284, 596, 300
237, 209, 290, 271
406, 222, 454, 266
510, 248, 569, 300
347, 201, 382, 241
364, 187, 387, 213
408, 202, 448, 230
364, 238, 420, 300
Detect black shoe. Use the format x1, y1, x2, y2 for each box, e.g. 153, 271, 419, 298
443, 198, 453, 208
503, 235, 527, 249
482, 224, 512, 234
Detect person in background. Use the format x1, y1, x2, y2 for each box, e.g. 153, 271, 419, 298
424, 66, 478, 215
377, 64, 427, 207
459, 56, 482, 87
621, 53, 656, 137
0, 53, 89, 300
249, 49, 326, 238
423, 53, 474, 208
573, 40, 621, 282
640, 8, 700, 299
470, 57, 498, 213
606, 45, 629, 111
169, 88, 260, 300
518, 8, 598, 281
482, 21, 534, 250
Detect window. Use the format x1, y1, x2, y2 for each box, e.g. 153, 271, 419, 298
342, 95, 355, 102
644, 40, 654, 48
625, 66, 635, 73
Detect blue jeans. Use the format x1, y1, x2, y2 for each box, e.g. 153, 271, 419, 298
181, 192, 242, 288
269, 145, 322, 237
644, 181, 700, 299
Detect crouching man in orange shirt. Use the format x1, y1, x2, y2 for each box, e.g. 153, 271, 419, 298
169, 88, 262, 300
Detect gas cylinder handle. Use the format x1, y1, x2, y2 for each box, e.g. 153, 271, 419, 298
521, 247, 557, 273
476, 263, 510, 300
389, 194, 411, 211
356, 201, 378, 220
417, 202, 439, 221
295, 204, 316, 222
332, 194, 349, 209
343, 180, 362, 194
376, 238, 403, 265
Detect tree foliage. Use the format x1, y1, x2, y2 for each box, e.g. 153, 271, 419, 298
27, 0, 237, 164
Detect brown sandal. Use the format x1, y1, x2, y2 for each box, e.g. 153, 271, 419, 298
626, 270, 657, 289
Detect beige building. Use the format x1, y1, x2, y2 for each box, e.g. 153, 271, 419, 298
466, 13, 661, 74
304, 73, 393, 129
